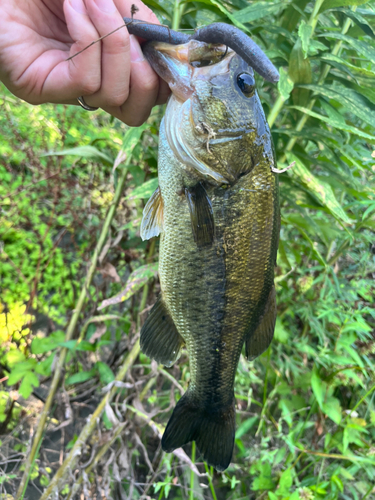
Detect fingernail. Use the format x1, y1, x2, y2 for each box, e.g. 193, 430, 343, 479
69, 0, 87, 14
130, 35, 145, 63
93, 0, 117, 13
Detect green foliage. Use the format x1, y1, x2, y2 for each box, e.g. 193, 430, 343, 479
1, 0, 375, 498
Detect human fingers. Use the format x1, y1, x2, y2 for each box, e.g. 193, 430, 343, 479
99, 35, 159, 126
155, 78, 171, 106
34, 0, 102, 103
77, 0, 133, 109
81, 0, 165, 125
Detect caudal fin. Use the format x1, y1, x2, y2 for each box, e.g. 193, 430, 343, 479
161, 390, 235, 472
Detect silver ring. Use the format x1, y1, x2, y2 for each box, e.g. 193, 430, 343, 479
77, 96, 99, 111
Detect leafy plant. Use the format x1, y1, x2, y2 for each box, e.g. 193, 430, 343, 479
0, 0, 374, 499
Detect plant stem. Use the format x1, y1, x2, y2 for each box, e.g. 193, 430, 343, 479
268, 3, 353, 155
16, 164, 130, 500
39, 338, 141, 500
268, 0, 324, 130
172, 0, 185, 31
267, 95, 284, 128
308, 0, 325, 32
204, 463, 218, 500
190, 441, 196, 500
328, 238, 351, 266
137, 283, 149, 331
66, 423, 126, 500
139, 376, 157, 402
279, 14, 353, 162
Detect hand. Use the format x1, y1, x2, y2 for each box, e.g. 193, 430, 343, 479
0, 0, 170, 126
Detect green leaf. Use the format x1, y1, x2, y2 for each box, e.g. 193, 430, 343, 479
278, 67, 294, 101
301, 84, 375, 129
289, 40, 312, 83
290, 492, 301, 500
278, 468, 293, 493
321, 53, 375, 79
322, 395, 342, 424
298, 20, 313, 58
311, 365, 325, 407
235, 416, 258, 439
0, 474, 17, 485
251, 462, 275, 490
96, 361, 115, 385
31, 330, 65, 354
98, 263, 158, 310
42, 146, 113, 166
311, 367, 342, 424
58, 340, 78, 350
280, 0, 310, 34
320, 0, 371, 12
122, 124, 148, 161
318, 33, 375, 65
274, 318, 289, 343
4, 350, 26, 368
286, 153, 353, 224
290, 105, 375, 142
331, 8, 375, 37
126, 177, 158, 200
66, 369, 96, 386
143, 0, 171, 19
19, 371, 39, 399
7, 360, 37, 385
351, 84, 375, 106
193, 0, 250, 32
232, 1, 284, 23
75, 340, 96, 352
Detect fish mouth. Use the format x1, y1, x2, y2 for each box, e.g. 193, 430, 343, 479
143, 40, 241, 185
143, 41, 234, 102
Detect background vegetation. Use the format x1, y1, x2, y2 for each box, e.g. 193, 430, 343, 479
0, 0, 374, 498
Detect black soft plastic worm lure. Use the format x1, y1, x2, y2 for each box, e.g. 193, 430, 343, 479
123, 18, 279, 83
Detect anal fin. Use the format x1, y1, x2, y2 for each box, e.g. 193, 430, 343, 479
141, 186, 164, 241
185, 182, 215, 248
246, 285, 277, 361
140, 296, 184, 367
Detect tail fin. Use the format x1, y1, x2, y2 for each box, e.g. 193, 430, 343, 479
161, 390, 235, 472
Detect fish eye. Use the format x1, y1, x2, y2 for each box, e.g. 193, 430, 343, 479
237, 73, 255, 97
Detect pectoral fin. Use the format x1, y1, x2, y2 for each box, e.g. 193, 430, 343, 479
246, 286, 277, 361
140, 296, 184, 367
185, 183, 215, 248
141, 187, 164, 241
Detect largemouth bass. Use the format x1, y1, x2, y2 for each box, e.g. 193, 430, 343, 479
140, 40, 280, 471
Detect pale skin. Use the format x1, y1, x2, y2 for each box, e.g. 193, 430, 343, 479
0, 0, 170, 126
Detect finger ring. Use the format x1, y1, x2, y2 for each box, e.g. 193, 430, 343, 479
77, 96, 99, 111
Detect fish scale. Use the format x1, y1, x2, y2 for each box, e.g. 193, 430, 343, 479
140, 40, 280, 471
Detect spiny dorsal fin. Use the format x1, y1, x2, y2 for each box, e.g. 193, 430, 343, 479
246, 285, 277, 361
140, 296, 184, 367
141, 186, 164, 241
185, 183, 215, 248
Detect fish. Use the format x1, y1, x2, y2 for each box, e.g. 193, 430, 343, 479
139, 40, 280, 472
